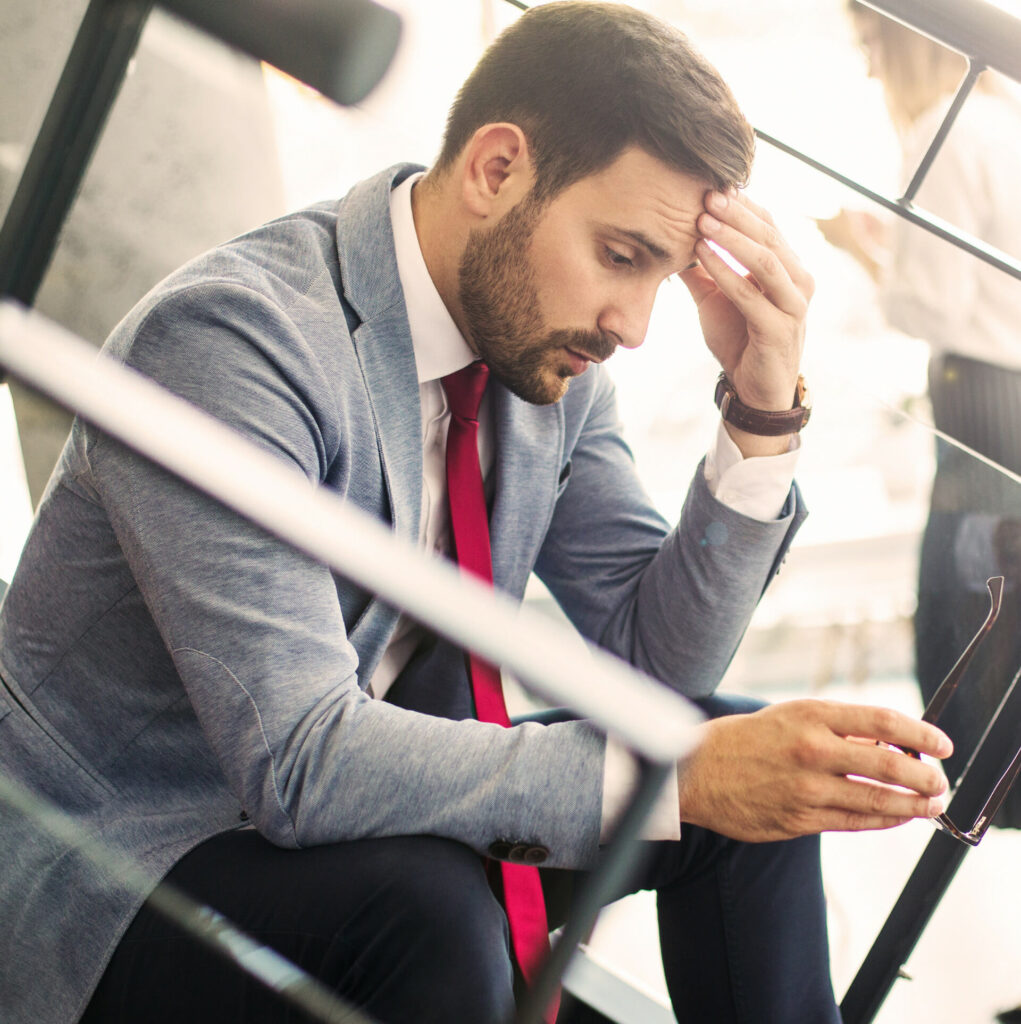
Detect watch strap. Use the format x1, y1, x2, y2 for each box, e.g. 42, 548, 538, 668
714, 372, 811, 436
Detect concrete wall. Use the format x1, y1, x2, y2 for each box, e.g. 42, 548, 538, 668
1, 0, 287, 503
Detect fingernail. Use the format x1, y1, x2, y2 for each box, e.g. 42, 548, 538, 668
928, 794, 947, 816
936, 732, 954, 758
707, 191, 728, 212
701, 213, 721, 234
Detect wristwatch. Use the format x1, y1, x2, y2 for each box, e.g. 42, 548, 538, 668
714, 372, 811, 436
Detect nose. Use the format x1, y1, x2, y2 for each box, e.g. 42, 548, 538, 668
597, 282, 658, 351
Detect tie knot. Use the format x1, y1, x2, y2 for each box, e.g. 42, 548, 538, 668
442, 361, 490, 421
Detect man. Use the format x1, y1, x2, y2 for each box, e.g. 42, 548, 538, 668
0, 4, 951, 1023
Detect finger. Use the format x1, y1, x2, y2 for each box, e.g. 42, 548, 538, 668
790, 781, 935, 835
827, 775, 947, 823
815, 811, 916, 834
822, 701, 953, 761
707, 190, 814, 301
697, 215, 808, 320
692, 237, 788, 327
837, 739, 948, 797
729, 191, 815, 301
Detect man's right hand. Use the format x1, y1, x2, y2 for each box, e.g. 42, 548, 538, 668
676, 699, 953, 842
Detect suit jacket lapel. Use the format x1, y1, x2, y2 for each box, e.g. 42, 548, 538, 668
334, 164, 424, 675
335, 163, 424, 550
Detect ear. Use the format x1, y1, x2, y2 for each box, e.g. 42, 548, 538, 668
459, 123, 534, 220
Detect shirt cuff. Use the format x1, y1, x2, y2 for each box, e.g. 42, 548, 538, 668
601, 736, 681, 843
703, 420, 801, 522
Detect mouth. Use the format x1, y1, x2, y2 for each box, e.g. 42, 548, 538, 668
563, 347, 603, 375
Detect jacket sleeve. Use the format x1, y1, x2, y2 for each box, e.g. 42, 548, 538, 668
534, 364, 805, 698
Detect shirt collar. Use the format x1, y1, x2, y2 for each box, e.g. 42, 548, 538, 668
390, 173, 477, 384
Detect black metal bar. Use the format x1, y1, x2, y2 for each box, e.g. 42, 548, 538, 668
515, 760, 673, 1024
839, 830, 967, 1024
754, 129, 1021, 284
160, 0, 401, 107
862, 0, 1021, 84
840, 670, 1021, 1024
900, 60, 983, 204
0, 0, 152, 308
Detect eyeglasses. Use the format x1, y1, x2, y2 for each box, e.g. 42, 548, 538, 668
892, 576, 1021, 846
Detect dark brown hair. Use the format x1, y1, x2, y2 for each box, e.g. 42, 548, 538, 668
434, 1, 755, 201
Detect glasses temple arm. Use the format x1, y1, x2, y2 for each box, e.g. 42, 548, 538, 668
922, 576, 1004, 726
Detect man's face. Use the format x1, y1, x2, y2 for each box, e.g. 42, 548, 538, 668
457, 146, 708, 405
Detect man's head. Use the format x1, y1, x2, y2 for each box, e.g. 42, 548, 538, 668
434, 1, 754, 203
418, 2, 754, 405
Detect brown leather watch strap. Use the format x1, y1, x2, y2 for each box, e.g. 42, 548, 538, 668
714, 372, 811, 437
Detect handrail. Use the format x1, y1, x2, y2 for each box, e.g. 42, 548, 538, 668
753, 129, 1021, 283
863, 0, 1021, 81
0, 301, 703, 766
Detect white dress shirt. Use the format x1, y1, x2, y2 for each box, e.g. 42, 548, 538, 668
371, 172, 799, 841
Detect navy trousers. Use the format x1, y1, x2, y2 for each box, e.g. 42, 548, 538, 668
81, 696, 840, 1024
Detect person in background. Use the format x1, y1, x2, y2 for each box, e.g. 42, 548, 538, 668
817, 3, 1021, 839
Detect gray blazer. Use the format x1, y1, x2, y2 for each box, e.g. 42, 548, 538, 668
0, 163, 805, 1023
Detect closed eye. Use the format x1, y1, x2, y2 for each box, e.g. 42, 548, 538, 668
604, 246, 635, 269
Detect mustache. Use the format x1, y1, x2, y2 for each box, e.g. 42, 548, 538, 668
547, 328, 619, 363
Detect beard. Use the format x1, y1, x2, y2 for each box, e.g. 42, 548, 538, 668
457, 198, 616, 406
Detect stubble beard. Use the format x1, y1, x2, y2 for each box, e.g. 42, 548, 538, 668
457, 198, 613, 406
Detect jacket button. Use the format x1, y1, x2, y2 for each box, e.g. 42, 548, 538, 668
239, 810, 249, 822
488, 840, 549, 864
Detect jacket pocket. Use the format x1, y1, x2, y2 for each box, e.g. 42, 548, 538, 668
0, 681, 114, 812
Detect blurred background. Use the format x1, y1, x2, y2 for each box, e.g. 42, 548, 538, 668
2, 0, 1021, 1020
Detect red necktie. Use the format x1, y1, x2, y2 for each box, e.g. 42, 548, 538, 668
441, 362, 558, 1022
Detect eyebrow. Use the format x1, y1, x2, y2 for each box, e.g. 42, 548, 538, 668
604, 225, 682, 266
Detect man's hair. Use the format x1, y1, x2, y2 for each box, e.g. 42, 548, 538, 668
434, 1, 755, 201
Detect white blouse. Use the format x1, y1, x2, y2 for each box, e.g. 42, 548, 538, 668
879, 90, 1021, 371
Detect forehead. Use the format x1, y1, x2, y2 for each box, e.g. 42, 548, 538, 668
546, 147, 708, 267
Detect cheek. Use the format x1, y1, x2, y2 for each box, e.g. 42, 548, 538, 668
528, 241, 600, 328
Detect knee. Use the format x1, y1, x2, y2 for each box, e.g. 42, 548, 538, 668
694, 692, 768, 720
364, 838, 515, 1022
400, 839, 509, 940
